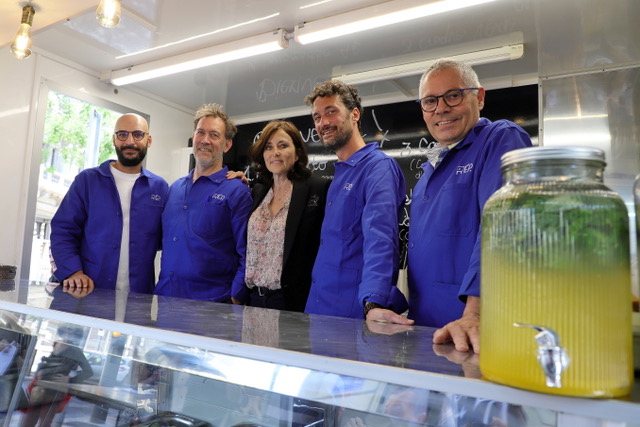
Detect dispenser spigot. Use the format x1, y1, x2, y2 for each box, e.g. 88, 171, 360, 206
514, 323, 570, 388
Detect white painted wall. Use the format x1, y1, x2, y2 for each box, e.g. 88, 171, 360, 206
0, 52, 194, 280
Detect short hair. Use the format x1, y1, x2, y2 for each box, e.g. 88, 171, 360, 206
249, 120, 311, 186
418, 59, 481, 98
304, 80, 363, 129
193, 103, 237, 140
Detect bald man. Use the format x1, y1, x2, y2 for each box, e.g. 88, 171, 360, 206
51, 113, 169, 294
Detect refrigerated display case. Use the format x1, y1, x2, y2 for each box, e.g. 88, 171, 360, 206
0, 282, 638, 427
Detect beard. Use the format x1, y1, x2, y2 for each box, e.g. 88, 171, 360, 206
115, 145, 147, 167
320, 119, 353, 153
194, 147, 224, 171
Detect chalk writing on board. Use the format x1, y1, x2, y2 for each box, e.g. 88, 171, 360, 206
234, 85, 539, 268
256, 77, 319, 103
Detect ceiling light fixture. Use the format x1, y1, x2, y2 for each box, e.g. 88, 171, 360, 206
116, 12, 281, 60
10, 5, 36, 59
332, 43, 524, 85
294, 0, 496, 45
96, 0, 122, 28
106, 29, 289, 86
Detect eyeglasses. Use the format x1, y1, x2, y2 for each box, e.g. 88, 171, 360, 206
115, 130, 148, 142
417, 88, 479, 112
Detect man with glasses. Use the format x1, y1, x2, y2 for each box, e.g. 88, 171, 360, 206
50, 113, 168, 294
407, 59, 531, 353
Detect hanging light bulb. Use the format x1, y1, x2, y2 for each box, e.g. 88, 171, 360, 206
10, 5, 35, 59
96, 0, 122, 28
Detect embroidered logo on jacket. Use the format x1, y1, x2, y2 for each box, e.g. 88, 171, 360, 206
343, 183, 353, 191
151, 194, 161, 201
456, 163, 474, 175
211, 193, 226, 201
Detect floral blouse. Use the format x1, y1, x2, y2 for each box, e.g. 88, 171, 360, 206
245, 187, 290, 290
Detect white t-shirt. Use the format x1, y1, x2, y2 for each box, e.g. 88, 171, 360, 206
110, 163, 140, 293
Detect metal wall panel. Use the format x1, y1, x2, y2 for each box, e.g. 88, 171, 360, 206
537, 0, 640, 78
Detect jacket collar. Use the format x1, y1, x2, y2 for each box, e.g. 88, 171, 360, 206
338, 142, 379, 167
99, 159, 150, 178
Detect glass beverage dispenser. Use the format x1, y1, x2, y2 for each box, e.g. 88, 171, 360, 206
480, 146, 633, 397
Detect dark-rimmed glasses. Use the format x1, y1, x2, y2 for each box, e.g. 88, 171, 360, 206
115, 130, 148, 142
417, 88, 479, 112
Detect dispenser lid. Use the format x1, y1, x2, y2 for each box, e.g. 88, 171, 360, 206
501, 146, 606, 168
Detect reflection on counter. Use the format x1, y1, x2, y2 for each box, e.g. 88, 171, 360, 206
0, 282, 638, 426
0, 279, 15, 292
39, 284, 466, 376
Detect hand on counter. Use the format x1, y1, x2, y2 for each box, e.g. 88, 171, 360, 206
62, 282, 94, 299
366, 308, 415, 326
432, 296, 480, 354
63, 270, 94, 288
432, 342, 481, 379
364, 319, 413, 336
62, 270, 95, 298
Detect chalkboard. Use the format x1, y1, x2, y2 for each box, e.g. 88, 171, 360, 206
231, 85, 539, 267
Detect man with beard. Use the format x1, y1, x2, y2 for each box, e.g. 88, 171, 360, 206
303, 80, 413, 324
50, 113, 168, 294
154, 104, 252, 303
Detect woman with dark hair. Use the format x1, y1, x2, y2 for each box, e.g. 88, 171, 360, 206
245, 120, 330, 311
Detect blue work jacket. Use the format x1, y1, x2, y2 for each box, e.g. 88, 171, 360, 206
155, 167, 252, 303
407, 118, 532, 327
50, 160, 168, 293
305, 143, 408, 318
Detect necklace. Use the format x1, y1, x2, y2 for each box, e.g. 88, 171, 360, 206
272, 180, 292, 203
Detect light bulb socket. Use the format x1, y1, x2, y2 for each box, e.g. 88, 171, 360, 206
21, 5, 35, 26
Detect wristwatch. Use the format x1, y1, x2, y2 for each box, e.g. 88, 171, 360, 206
363, 301, 383, 317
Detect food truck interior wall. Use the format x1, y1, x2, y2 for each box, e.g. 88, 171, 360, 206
0, 0, 638, 298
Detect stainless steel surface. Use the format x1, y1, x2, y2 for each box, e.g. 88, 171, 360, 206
0, 281, 638, 426
540, 68, 640, 202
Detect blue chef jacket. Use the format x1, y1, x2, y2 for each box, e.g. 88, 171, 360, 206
50, 160, 169, 293
155, 167, 252, 302
305, 143, 408, 318
407, 118, 532, 327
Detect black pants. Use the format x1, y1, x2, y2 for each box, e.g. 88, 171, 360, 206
247, 287, 285, 310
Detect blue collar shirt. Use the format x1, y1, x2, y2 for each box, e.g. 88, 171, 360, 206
50, 160, 168, 294
407, 118, 532, 327
155, 166, 252, 302
305, 143, 407, 318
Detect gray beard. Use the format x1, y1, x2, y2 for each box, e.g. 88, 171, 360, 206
195, 151, 223, 171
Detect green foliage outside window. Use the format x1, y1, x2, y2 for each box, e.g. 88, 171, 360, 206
42, 91, 119, 173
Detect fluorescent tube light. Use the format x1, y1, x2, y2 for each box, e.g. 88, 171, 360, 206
332, 43, 524, 85
294, 0, 497, 45
106, 29, 288, 86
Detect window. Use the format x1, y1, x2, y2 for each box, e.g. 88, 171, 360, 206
29, 90, 121, 283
